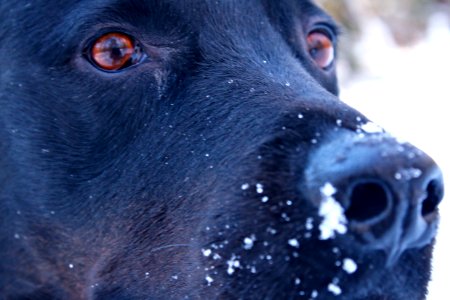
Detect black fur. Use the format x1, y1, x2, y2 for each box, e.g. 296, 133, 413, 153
0, 0, 440, 299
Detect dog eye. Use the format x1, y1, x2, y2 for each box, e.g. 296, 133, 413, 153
89, 32, 145, 71
306, 30, 335, 70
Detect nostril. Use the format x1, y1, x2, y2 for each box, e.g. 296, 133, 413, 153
345, 181, 390, 223
421, 179, 444, 219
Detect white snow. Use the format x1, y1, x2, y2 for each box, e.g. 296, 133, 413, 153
202, 248, 212, 257
267, 227, 277, 235
241, 183, 250, 190
205, 275, 214, 285
243, 235, 256, 250
226, 255, 241, 275
288, 238, 300, 248
394, 168, 423, 181
328, 283, 342, 296
256, 183, 264, 194
305, 217, 314, 230
318, 183, 348, 240
342, 258, 358, 274
360, 122, 384, 134
281, 213, 290, 222
321, 183, 337, 197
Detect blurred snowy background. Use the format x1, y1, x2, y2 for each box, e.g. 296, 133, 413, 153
317, 1, 450, 299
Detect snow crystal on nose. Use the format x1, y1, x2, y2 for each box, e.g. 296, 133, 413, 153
360, 122, 384, 134
318, 183, 348, 240
394, 168, 423, 180
321, 183, 337, 197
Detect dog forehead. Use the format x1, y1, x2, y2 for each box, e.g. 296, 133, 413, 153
1, 0, 332, 55
4, 0, 322, 28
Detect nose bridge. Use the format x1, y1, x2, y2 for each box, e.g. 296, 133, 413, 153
306, 132, 439, 202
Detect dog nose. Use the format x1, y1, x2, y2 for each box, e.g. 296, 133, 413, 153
305, 131, 444, 265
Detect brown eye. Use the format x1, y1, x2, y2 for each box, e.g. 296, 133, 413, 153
307, 31, 335, 70
90, 32, 144, 71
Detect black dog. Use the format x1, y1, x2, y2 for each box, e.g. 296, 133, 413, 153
0, 1, 444, 299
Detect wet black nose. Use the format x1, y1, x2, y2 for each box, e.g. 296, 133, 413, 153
305, 131, 444, 265
345, 174, 442, 226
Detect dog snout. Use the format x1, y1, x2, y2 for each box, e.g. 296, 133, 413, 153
305, 130, 444, 265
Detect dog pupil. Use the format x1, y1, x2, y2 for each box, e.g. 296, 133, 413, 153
110, 46, 123, 60
109, 39, 126, 60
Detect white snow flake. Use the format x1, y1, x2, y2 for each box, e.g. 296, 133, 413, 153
321, 183, 337, 197
319, 183, 348, 240
256, 183, 264, 194
328, 283, 342, 295
288, 238, 300, 248
360, 122, 384, 134
394, 168, 423, 181
241, 183, 250, 190
202, 249, 212, 257
305, 217, 314, 230
243, 235, 256, 250
343, 258, 358, 274
226, 255, 241, 275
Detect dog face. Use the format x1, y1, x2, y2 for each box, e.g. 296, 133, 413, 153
0, 0, 444, 299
